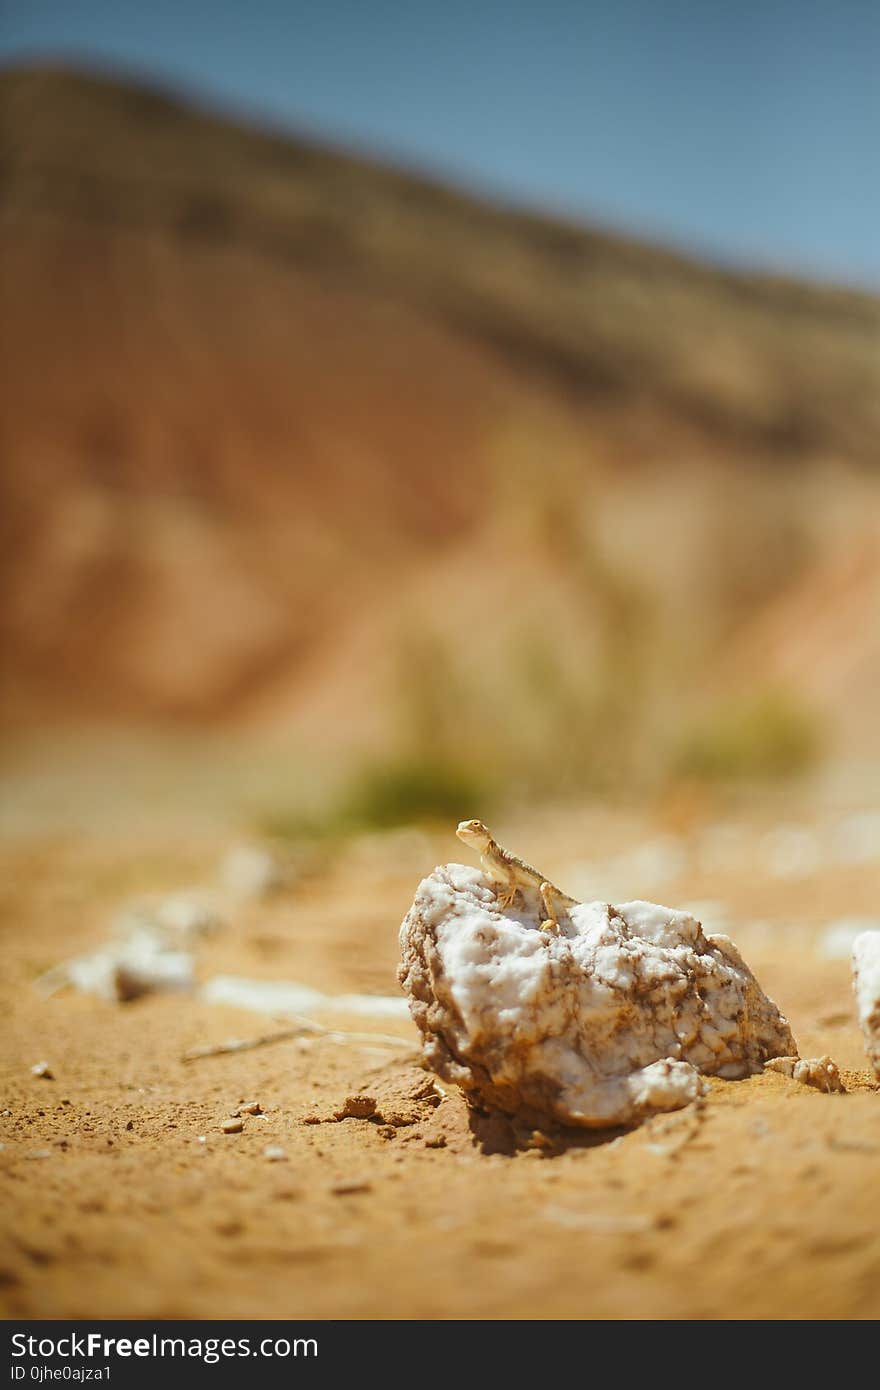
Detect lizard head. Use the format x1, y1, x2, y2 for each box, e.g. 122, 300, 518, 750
456, 819, 492, 851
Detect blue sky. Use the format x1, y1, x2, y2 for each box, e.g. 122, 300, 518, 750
1, 1, 878, 287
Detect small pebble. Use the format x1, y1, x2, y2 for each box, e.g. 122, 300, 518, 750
331, 1178, 372, 1195
26, 1149, 52, 1160
31, 1062, 54, 1080
263, 1145, 287, 1162
238, 1101, 262, 1116
221, 1118, 243, 1134
196, 1135, 207, 1144
525, 1130, 556, 1151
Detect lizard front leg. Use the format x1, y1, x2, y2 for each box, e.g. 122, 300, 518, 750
539, 881, 563, 935
494, 880, 521, 912
482, 859, 520, 912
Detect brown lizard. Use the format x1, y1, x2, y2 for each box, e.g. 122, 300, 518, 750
456, 819, 578, 933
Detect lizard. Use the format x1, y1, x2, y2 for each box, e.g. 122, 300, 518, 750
455, 819, 579, 934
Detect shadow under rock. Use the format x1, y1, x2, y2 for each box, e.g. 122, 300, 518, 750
467, 1105, 631, 1157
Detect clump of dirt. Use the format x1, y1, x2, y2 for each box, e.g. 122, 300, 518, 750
308, 1064, 448, 1135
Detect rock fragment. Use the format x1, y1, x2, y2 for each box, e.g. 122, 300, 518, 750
852, 931, 880, 1079
764, 1055, 845, 1092
820, 917, 880, 961
220, 845, 285, 900
39, 927, 194, 1003
199, 974, 409, 1019
330, 1178, 371, 1195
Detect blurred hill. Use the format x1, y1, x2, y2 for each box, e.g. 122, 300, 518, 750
2, 65, 879, 805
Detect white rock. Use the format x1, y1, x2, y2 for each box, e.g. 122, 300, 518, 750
36, 894, 216, 1004
851, 931, 880, 1079
764, 1055, 845, 1093
398, 863, 795, 1129
200, 975, 410, 1019
201, 976, 325, 1015
63, 928, 194, 1002
220, 845, 285, 900
332, 991, 411, 1020
819, 917, 880, 961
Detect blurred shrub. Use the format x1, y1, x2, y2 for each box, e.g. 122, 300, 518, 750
339, 757, 491, 829
254, 808, 325, 843
674, 691, 820, 781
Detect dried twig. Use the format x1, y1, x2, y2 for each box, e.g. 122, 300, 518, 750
182, 1026, 313, 1062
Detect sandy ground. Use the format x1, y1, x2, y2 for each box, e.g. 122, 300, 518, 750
1, 800, 879, 1321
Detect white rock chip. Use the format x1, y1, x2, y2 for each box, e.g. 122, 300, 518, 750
398, 863, 795, 1129
764, 1055, 845, 1093
200, 975, 410, 1020
820, 917, 880, 961
220, 845, 285, 901
851, 931, 880, 1079
47, 927, 195, 1003
36, 893, 217, 1003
